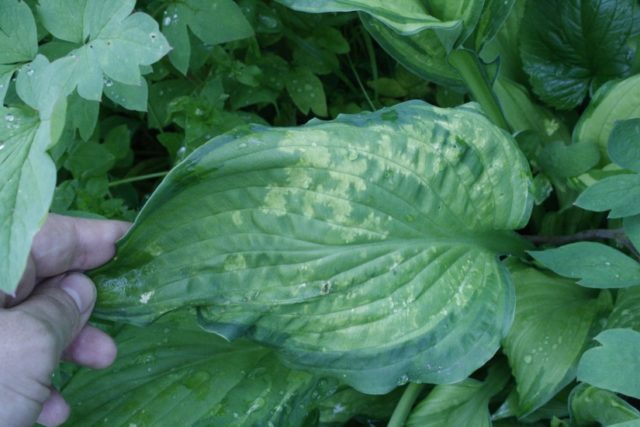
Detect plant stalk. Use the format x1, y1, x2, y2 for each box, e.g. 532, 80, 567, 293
388, 382, 426, 427
108, 171, 169, 188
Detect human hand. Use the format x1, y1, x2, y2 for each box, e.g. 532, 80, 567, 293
0, 214, 130, 427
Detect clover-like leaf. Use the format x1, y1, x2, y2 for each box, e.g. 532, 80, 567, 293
92, 101, 533, 393
63, 313, 334, 426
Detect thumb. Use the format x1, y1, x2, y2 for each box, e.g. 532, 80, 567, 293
16, 273, 96, 355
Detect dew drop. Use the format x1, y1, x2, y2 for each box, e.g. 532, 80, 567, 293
104, 78, 114, 88
163, 16, 172, 26
524, 355, 533, 364
605, 261, 611, 266
0, 143, 4, 150
5, 114, 15, 122
26, 68, 34, 77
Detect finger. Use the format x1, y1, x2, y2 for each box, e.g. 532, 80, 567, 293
63, 325, 117, 369
14, 273, 96, 355
36, 389, 70, 427
30, 214, 131, 280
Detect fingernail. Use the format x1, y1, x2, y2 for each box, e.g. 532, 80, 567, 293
61, 275, 94, 313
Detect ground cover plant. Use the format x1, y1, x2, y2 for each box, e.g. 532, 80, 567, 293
3, 0, 640, 425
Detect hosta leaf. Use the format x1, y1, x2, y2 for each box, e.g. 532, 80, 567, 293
316, 386, 402, 425
520, 0, 634, 110
63, 313, 334, 426
501, 261, 611, 415
606, 287, 640, 330
529, 242, 640, 288
574, 74, 640, 161
608, 118, 640, 173
93, 101, 533, 393
0, 0, 38, 64
569, 384, 640, 426
577, 328, 640, 399
0, 107, 57, 293
537, 141, 600, 178
406, 363, 510, 427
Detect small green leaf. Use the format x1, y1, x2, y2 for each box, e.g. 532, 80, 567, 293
575, 174, 640, 218
502, 261, 610, 415
577, 329, 640, 399
406, 364, 510, 426
37, 0, 87, 43
529, 242, 640, 288
317, 386, 403, 425
0, 0, 38, 64
0, 107, 57, 293
605, 286, 640, 330
569, 383, 640, 426
286, 68, 327, 116
64, 142, 116, 179
608, 118, 640, 172
538, 141, 600, 178
63, 313, 335, 426
520, 0, 635, 110
66, 92, 99, 141
104, 78, 149, 112
92, 101, 533, 393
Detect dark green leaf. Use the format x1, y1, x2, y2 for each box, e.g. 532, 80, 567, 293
575, 174, 640, 218
569, 384, 640, 426
529, 242, 640, 288
104, 78, 149, 112
64, 141, 116, 179
520, 0, 635, 109
67, 91, 99, 141
606, 286, 640, 330
0, 0, 38, 64
63, 313, 335, 426
502, 261, 610, 415
92, 101, 533, 393
538, 141, 600, 178
577, 328, 640, 399
317, 386, 402, 425
608, 118, 640, 172
624, 215, 640, 255
286, 68, 327, 116
473, 0, 516, 50
0, 64, 16, 105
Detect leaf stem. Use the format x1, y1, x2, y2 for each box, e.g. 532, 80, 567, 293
108, 171, 169, 188
448, 49, 509, 131
388, 383, 426, 427
347, 53, 376, 111
522, 228, 640, 259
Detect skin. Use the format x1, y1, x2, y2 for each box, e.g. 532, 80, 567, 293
0, 214, 130, 427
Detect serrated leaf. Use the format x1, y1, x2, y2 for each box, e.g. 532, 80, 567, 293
577, 329, 640, 399
574, 75, 640, 161
520, 0, 635, 110
67, 91, 99, 141
0, 107, 57, 293
104, 78, 148, 112
575, 174, 640, 218
63, 313, 334, 426
538, 141, 600, 178
608, 118, 640, 173
530, 242, 640, 288
37, 0, 87, 43
91, 101, 533, 393
501, 261, 610, 415
0, 0, 38, 64
569, 384, 640, 426
286, 68, 327, 116
406, 364, 510, 426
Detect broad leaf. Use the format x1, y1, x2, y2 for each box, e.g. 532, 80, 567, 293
574, 74, 640, 160
93, 101, 533, 393
37, 0, 87, 43
406, 363, 510, 426
520, 0, 635, 110
537, 141, 600, 178
530, 242, 640, 288
608, 118, 640, 173
569, 384, 640, 426
63, 313, 334, 426
501, 261, 610, 415
577, 328, 640, 399
162, 0, 253, 74
0, 107, 57, 293
0, 0, 38, 64
575, 175, 640, 218
606, 287, 640, 331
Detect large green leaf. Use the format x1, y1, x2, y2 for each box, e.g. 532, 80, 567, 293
575, 174, 640, 218
577, 328, 640, 399
93, 101, 533, 393
63, 313, 334, 426
608, 118, 640, 173
501, 261, 611, 415
574, 75, 640, 160
520, 0, 635, 110
606, 287, 640, 330
0, 107, 58, 293
569, 384, 640, 426
0, 0, 38, 64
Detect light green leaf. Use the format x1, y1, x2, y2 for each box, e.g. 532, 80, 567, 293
577, 329, 640, 399
63, 313, 334, 426
66, 91, 99, 141
569, 384, 640, 426
473, 0, 516, 50
406, 363, 510, 426
529, 242, 640, 288
37, 0, 87, 43
0, 107, 57, 293
502, 261, 610, 415
286, 68, 327, 116
275, 0, 459, 36
538, 141, 600, 178
104, 78, 148, 112
0, 0, 38, 64
520, 0, 635, 110
83, 0, 135, 40
92, 101, 533, 393
575, 174, 640, 218
606, 286, 640, 330
608, 118, 640, 173
162, 0, 253, 75
0, 64, 18, 105
574, 75, 640, 160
